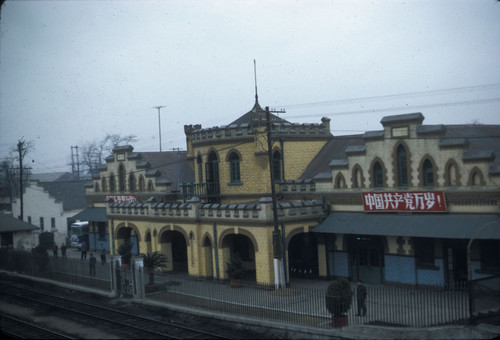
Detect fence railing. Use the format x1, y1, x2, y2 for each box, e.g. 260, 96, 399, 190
0, 249, 473, 328
145, 270, 470, 328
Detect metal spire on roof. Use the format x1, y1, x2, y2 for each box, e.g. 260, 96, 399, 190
254, 59, 259, 105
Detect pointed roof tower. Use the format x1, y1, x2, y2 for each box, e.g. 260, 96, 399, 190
229, 60, 289, 127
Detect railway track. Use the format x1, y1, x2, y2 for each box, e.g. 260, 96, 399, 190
0, 313, 74, 339
0, 281, 231, 339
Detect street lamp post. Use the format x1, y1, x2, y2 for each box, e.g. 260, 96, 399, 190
153, 106, 165, 151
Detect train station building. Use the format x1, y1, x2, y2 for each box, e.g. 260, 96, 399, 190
83, 98, 500, 287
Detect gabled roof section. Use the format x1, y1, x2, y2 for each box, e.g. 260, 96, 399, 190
0, 213, 39, 232
299, 134, 364, 180
36, 180, 89, 211
132, 151, 194, 191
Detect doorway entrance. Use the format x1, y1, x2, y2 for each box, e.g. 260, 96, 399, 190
350, 235, 384, 284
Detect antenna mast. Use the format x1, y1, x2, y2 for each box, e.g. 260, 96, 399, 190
254, 59, 258, 103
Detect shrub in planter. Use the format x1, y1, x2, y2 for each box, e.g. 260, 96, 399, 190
226, 253, 245, 287
325, 278, 353, 327
141, 252, 168, 285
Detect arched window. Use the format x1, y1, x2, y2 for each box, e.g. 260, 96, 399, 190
129, 174, 136, 192
335, 173, 346, 189
138, 175, 145, 191
423, 159, 434, 187
197, 155, 203, 183
229, 152, 241, 183
272, 150, 282, 181
352, 166, 363, 188
147, 180, 154, 191
101, 178, 107, 192
109, 174, 116, 192
373, 162, 384, 188
118, 164, 125, 192
448, 163, 457, 186
94, 182, 100, 192
397, 145, 408, 187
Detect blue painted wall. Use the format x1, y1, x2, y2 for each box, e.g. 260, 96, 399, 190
416, 258, 445, 286
385, 255, 416, 284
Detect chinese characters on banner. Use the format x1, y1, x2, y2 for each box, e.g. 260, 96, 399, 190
362, 191, 446, 212
105, 194, 138, 203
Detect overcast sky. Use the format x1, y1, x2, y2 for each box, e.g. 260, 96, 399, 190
1, 0, 499, 173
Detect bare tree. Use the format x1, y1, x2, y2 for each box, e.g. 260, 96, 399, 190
79, 134, 137, 178
0, 141, 34, 204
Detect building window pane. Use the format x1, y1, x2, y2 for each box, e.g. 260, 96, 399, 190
40, 217, 44, 232
229, 152, 241, 183
423, 159, 434, 187
373, 162, 384, 188
397, 145, 408, 187
272, 150, 281, 181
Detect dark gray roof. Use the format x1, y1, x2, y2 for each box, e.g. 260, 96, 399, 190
71, 208, 107, 222
299, 122, 500, 180
130, 151, 194, 191
381, 112, 424, 125
313, 212, 500, 239
36, 180, 89, 211
31, 172, 75, 182
0, 213, 39, 232
299, 134, 364, 180
229, 100, 290, 127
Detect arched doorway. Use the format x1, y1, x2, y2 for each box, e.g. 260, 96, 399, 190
348, 235, 385, 284
288, 233, 318, 279
220, 234, 256, 282
116, 226, 139, 255
202, 236, 214, 279
160, 230, 188, 272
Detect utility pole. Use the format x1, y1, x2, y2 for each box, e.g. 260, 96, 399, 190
17, 140, 24, 221
266, 106, 286, 289
153, 106, 165, 151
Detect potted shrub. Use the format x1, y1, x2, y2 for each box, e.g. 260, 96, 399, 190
141, 252, 168, 291
226, 253, 245, 288
325, 277, 353, 328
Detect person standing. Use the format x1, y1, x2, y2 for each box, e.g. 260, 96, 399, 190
52, 243, 58, 258
89, 254, 97, 276
100, 244, 106, 265
80, 241, 88, 260
356, 280, 368, 316
60, 243, 67, 259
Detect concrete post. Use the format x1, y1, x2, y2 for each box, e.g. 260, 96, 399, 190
110, 255, 122, 297
131, 256, 145, 299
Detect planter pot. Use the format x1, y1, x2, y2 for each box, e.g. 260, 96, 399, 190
332, 315, 348, 328
230, 279, 241, 288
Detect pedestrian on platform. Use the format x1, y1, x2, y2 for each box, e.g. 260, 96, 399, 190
61, 243, 67, 259
80, 241, 88, 260
52, 243, 58, 258
89, 253, 97, 276
100, 244, 106, 265
356, 280, 367, 316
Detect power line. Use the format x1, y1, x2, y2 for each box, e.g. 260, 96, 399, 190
279, 83, 500, 109
285, 97, 500, 120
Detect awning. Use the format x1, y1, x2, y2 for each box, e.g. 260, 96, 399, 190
313, 212, 500, 240
71, 208, 107, 223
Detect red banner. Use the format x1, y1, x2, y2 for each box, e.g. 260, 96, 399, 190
362, 191, 446, 212
105, 194, 138, 203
